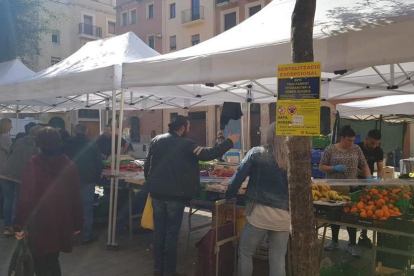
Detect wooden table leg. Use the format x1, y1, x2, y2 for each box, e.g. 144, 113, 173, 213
129, 187, 133, 241
185, 204, 193, 255
320, 224, 328, 264
372, 231, 377, 275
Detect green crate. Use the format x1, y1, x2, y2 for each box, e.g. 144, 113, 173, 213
320, 264, 364, 276
396, 198, 411, 214
312, 135, 331, 149
350, 190, 363, 202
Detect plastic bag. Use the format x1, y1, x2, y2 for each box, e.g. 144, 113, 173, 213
141, 194, 154, 230
8, 237, 34, 276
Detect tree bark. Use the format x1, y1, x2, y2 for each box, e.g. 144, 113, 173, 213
288, 0, 319, 275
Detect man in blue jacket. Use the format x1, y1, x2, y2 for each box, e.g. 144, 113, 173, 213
145, 115, 239, 276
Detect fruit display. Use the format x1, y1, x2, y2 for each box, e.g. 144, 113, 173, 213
210, 168, 235, 178
343, 187, 411, 220
311, 184, 350, 201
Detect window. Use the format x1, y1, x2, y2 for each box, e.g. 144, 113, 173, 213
121, 12, 128, 26
130, 117, 141, 142
170, 35, 176, 50
51, 57, 61, 65
78, 109, 99, 119
52, 33, 60, 44
224, 12, 237, 31
83, 15, 93, 35
151, 130, 156, 138
130, 9, 137, 24
170, 112, 178, 121
108, 21, 116, 34
191, 34, 200, 46
170, 3, 176, 19
147, 3, 154, 19
148, 35, 155, 49
249, 5, 261, 17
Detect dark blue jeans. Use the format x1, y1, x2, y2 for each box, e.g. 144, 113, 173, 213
0, 179, 20, 228
152, 198, 186, 275
80, 183, 95, 242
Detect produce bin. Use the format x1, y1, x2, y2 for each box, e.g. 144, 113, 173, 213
311, 149, 325, 163
320, 264, 364, 276
311, 163, 325, 178
312, 136, 331, 149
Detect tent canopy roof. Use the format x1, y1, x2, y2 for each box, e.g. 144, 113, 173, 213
0, 59, 34, 84
122, 0, 414, 91
0, 32, 158, 102
336, 95, 414, 123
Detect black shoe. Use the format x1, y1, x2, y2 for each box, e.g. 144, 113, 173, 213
82, 237, 97, 245
358, 236, 372, 249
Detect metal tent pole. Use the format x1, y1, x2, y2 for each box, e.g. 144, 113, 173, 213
240, 103, 245, 159
107, 90, 117, 248
111, 88, 125, 247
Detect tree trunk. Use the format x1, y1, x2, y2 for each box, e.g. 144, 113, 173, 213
288, 0, 319, 275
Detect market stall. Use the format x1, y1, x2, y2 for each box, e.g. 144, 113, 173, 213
312, 179, 414, 274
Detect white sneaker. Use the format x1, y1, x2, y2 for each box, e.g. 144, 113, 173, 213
324, 241, 339, 251
347, 245, 360, 258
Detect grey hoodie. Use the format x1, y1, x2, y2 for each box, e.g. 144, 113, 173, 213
0, 134, 12, 173
0, 136, 38, 183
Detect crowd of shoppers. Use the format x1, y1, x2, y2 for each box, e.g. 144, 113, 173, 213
0, 120, 103, 275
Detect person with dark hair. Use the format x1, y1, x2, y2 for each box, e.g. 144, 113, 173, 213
145, 115, 239, 276
0, 118, 12, 235
14, 127, 83, 276
357, 129, 384, 178
356, 129, 384, 247
63, 124, 102, 244
12, 122, 38, 147
58, 128, 70, 142
96, 124, 128, 159
319, 125, 371, 257
0, 125, 43, 237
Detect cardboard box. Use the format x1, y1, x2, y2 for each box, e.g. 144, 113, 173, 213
383, 166, 395, 180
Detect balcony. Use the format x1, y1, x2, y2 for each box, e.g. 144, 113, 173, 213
181, 6, 205, 26
78, 23, 102, 39
216, 0, 238, 7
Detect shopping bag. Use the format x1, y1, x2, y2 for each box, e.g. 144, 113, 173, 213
195, 222, 235, 276
141, 194, 154, 230
8, 237, 34, 276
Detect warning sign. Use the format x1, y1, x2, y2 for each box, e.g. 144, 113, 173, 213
276, 62, 321, 136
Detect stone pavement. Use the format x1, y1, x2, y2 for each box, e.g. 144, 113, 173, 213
1, 208, 375, 276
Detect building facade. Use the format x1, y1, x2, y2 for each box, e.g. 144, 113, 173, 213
116, 0, 163, 53
161, 0, 215, 53
215, 0, 270, 35
28, 0, 116, 71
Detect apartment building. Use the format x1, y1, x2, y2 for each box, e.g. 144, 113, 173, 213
28, 0, 116, 71
215, 0, 271, 34
116, 0, 163, 53
162, 0, 215, 52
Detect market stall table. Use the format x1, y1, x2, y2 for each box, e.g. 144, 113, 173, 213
315, 217, 414, 275
102, 169, 145, 240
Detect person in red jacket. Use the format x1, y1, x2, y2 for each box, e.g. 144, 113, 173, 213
14, 127, 83, 276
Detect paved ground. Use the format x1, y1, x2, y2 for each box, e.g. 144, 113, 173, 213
1, 208, 375, 276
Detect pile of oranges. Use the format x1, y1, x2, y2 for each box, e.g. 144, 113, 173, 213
343, 188, 412, 220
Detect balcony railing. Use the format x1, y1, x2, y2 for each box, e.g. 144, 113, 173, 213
182, 6, 205, 24
78, 23, 102, 38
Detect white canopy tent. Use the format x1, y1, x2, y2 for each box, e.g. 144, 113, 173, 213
122, 0, 414, 101
0, 33, 226, 111
0, 59, 35, 84
336, 95, 414, 123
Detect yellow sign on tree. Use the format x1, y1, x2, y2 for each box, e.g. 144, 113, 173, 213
276, 62, 321, 136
